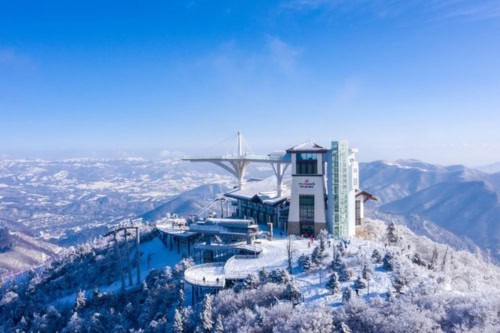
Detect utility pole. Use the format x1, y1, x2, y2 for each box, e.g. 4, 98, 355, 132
124, 229, 133, 286
113, 231, 125, 291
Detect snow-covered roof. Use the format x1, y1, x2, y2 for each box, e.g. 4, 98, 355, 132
286, 141, 327, 153
355, 189, 378, 202
225, 176, 291, 205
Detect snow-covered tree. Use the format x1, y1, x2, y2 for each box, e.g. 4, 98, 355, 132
430, 246, 439, 270
234, 273, 259, 293
269, 268, 291, 284
361, 264, 372, 280
383, 252, 395, 271
258, 268, 270, 283
342, 287, 352, 304
62, 312, 84, 333
177, 288, 185, 308
326, 272, 341, 294
387, 222, 398, 244
311, 241, 328, 266
331, 254, 351, 282
335, 321, 352, 333
284, 282, 301, 305
353, 276, 367, 290
199, 294, 213, 333
441, 247, 449, 272
173, 309, 183, 333
411, 253, 428, 267
298, 254, 312, 271
75, 290, 86, 311
371, 249, 382, 263
213, 315, 224, 333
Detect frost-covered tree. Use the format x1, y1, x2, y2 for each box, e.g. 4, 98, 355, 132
331, 252, 343, 271
234, 273, 259, 293
441, 247, 449, 272
430, 246, 439, 270
342, 287, 352, 304
311, 240, 328, 266
269, 268, 291, 285
213, 315, 224, 333
298, 254, 312, 271
173, 309, 183, 333
331, 254, 351, 282
371, 249, 382, 263
177, 288, 185, 308
75, 290, 86, 311
411, 253, 428, 267
258, 268, 270, 283
353, 276, 367, 291
326, 272, 341, 294
383, 252, 395, 271
336, 242, 345, 256
284, 282, 301, 305
361, 264, 372, 280
199, 294, 213, 333
62, 312, 84, 333
387, 222, 398, 244
392, 274, 407, 294
88, 313, 106, 333
335, 321, 352, 333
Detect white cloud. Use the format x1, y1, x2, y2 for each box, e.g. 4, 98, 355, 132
266, 36, 301, 74
282, 0, 500, 21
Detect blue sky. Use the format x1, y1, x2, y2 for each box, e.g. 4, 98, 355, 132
1, 1, 499, 165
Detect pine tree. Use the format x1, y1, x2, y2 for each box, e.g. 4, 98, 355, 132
173, 309, 183, 333
298, 254, 312, 271
353, 276, 367, 290
441, 247, 449, 272
371, 249, 382, 263
213, 315, 224, 333
387, 222, 398, 244
75, 290, 86, 311
331, 252, 344, 271
430, 246, 439, 270
269, 268, 291, 284
392, 274, 406, 294
331, 254, 351, 282
335, 321, 352, 333
326, 272, 341, 294
178, 288, 185, 308
342, 287, 352, 304
383, 252, 395, 271
258, 268, 270, 283
361, 264, 372, 280
284, 282, 302, 304
199, 294, 213, 333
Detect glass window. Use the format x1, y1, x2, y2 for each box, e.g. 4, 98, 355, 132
299, 195, 315, 222
296, 153, 318, 175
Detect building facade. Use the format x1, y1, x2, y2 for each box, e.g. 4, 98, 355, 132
286, 142, 328, 237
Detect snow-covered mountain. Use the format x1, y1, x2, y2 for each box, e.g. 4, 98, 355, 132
360, 160, 500, 261
476, 162, 500, 174
141, 183, 230, 221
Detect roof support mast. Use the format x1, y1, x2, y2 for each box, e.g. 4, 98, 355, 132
183, 132, 291, 194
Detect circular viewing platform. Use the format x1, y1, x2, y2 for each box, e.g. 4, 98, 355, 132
184, 263, 226, 288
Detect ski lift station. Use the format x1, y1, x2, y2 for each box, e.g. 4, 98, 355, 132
182, 132, 377, 239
